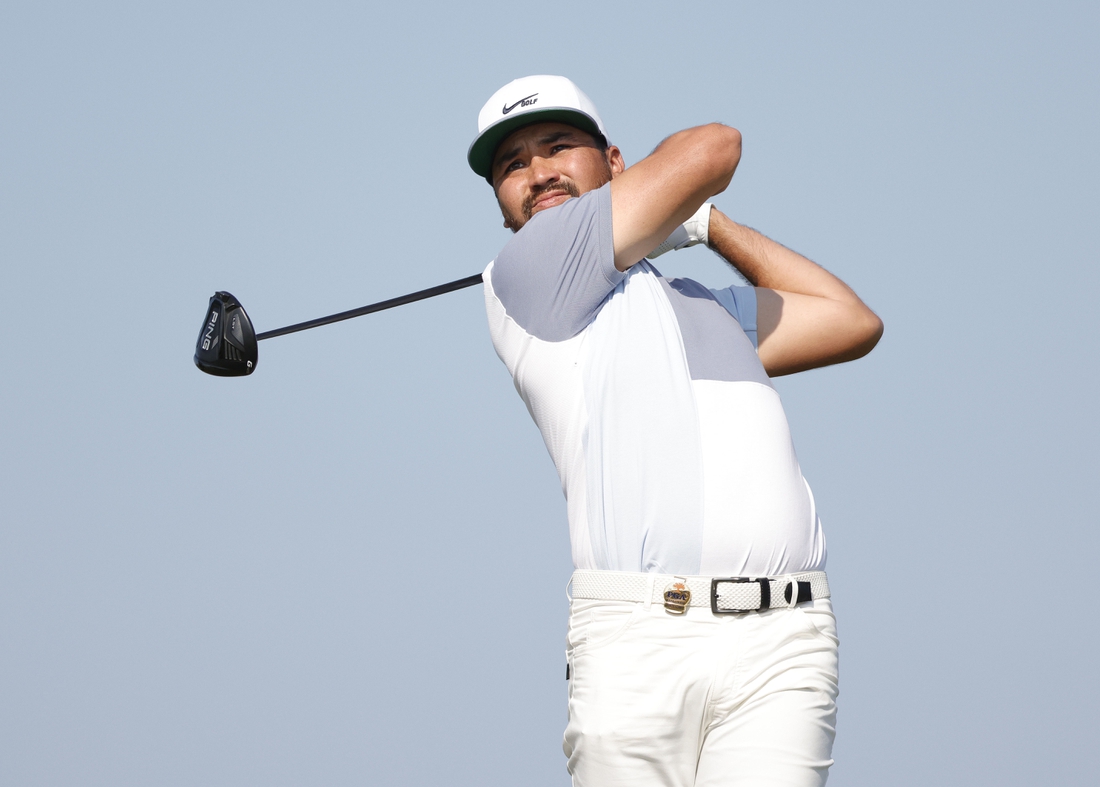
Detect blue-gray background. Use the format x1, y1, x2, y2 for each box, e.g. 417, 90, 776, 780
2, 1, 1097, 784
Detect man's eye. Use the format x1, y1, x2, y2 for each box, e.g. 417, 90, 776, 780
550, 144, 570, 154
506, 160, 524, 171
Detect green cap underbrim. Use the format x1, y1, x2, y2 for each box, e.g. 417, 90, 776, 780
467, 108, 603, 181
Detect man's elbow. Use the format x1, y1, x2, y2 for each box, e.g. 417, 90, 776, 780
703, 123, 742, 164
849, 310, 884, 361
708, 124, 743, 186
678, 123, 741, 193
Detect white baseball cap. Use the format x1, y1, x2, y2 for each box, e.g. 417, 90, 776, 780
467, 75, 608, 180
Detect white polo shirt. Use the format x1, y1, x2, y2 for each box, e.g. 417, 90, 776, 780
484, 183, 826, 577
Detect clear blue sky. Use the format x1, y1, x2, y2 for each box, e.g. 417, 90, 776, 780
2, 2, 1097, 784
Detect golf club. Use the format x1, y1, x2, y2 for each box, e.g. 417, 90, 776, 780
194, 273, 483, 377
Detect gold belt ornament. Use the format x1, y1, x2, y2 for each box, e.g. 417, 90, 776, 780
663, 579, 692, 614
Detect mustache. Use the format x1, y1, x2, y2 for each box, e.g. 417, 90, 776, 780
522, 179, 580, 220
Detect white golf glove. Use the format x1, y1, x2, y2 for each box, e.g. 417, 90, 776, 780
647, 203, 713, 259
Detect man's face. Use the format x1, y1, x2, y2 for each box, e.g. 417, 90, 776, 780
491, 121, 624, 232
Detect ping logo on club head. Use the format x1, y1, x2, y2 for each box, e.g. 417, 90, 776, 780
201, 309, 219, 352
502, 93, 538, 115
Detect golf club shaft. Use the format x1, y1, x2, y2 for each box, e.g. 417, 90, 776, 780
255, 273, 483, 341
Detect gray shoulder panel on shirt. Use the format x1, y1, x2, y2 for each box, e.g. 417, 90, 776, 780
490, 183, 623, 342
660, 278, 772, 386
710, 284, 758, 349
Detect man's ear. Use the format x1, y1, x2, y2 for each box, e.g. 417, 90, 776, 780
606, 145, 626, 179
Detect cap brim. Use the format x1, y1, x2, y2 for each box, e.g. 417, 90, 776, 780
467, 109, 603, 180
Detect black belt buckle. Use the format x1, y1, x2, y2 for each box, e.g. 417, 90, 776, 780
710, 577, 771, 614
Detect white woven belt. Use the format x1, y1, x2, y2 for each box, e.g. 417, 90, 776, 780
570, 569, 830, 614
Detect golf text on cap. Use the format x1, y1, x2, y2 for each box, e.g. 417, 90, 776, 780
503, 93, 538, 114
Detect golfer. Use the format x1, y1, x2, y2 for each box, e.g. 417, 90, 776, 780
468, 75, 882, 787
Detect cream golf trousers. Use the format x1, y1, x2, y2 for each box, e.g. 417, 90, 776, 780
563, 595, 839, 787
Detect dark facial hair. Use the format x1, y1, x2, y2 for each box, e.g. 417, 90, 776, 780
501, 178, 583, 233
522, 179, 581, 220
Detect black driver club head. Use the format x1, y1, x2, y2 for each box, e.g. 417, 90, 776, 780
194, 291, 258, 376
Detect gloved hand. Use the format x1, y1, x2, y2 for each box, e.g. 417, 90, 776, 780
646, 203, 713, 258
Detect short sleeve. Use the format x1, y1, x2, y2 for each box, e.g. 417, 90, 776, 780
710, 285, 758, 349
489, 182, 624, 342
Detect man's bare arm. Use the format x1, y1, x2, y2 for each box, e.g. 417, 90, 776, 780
707, 209, 884, 376
609, 124, 741, 271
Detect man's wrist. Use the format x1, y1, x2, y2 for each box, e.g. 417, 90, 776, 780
683, 202, 712, 247
647, 203, 713, 259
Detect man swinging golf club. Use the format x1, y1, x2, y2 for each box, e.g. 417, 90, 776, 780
469, 75, 882, 786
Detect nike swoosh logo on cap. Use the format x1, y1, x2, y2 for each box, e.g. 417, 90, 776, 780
502, 94, 539, 114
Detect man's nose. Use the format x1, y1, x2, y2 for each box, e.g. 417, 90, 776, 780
528, 155, 560, 186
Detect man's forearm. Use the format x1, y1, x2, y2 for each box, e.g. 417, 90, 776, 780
706, 208, 861, 303
706, 207, 883, 376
